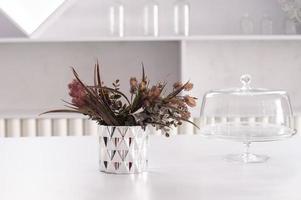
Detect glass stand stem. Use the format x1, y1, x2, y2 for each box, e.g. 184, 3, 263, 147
243, 142, 251, 156
225, 141, 269, 163
242, 142, 252, 163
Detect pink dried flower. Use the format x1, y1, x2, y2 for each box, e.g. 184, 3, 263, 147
173, 82, 183, 90
149, 86, 161, 99
184, 95, 197, 107
184, 83, 193, 91
68, 79, 86, 107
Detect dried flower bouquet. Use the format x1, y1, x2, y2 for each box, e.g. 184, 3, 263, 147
42, 62, 197, 136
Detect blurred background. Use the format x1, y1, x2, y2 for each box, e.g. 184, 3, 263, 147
0, 0, 300, 136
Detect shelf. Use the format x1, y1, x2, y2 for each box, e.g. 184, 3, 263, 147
0, 37, 181, 43
185, 35, 301, 41
0, 9, 28, 37
0, 35, 301, 43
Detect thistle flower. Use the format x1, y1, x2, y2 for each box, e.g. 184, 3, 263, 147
130, 77, 138, 94
68, 79, 86, 107
184, 83, 193, 91
130, 77, 137, 87
173, 82, 183, 90
148, 85, 161, 99
143, 99, 151, 107
139, 81, 147, 91
181, 110, 191, 120
172, 96, 188, 106
184, 95, 197, 107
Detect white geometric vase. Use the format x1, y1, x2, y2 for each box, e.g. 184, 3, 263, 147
98, 126, 149, 174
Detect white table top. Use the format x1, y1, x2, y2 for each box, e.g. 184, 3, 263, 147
0, 135, 301, 200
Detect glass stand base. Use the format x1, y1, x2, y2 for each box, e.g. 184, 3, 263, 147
225, 153, 269, 163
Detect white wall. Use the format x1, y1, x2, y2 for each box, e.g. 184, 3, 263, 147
0, 41, 180, 113
183, 40, 301, 115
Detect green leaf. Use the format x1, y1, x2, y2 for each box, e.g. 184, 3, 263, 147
91, 85, 131, 105
178, 117, 199, 129
141, 62, 146, 83
39, 109, 82, 116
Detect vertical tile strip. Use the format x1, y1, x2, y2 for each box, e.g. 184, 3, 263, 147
52, 118, 67, 136
169, 126, 178, 136
84, 119, 98, 136
193, 117, 201, 134
262, 116, 269, 124
21, 118, 37, 137
4, 115, 299, 138
178, 118, 194, 135
294, 116, 301, 133
148, 125, 161, 135
248, 117, 256, 124
221, 117, 228, 124
0, 119, 5, 137
68, 118, 83, 136
248, 117, 256, 128
268, 116, 276, 124
214, 117, 222, 124
37, 118, 52, 137
206, 116, 215, 125
233, 117, 241, 124
6, 118, 21, 137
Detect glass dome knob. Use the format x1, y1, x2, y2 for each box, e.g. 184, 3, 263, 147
240, 74, 252, 90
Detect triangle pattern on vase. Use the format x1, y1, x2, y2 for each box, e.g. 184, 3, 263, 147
112, 151, 123, 162
110, 127, 118, 138
108, 150, 117, 161
116, 139, 128, 150
102, 137, 109, 147
107, 139, 117, 150
124, 128, 136, 138
117, 150, 129, 161
101, 127, 110, 137
111, 137, 122, 148
107, 162, 117, 173
117, 127, 129, 137
118, 163, 130, 173
100, 149, 110, 161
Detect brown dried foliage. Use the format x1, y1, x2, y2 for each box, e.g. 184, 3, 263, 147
42, 62, 198, 136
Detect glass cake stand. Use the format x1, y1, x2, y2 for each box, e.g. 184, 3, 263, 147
200, 74, 297, 163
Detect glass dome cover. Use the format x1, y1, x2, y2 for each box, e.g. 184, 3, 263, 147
200, 74, 296, 163
200, 74, 296, 142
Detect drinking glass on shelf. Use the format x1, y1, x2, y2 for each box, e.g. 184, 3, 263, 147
143, 0, 159, 36
240, 13, 254, 34
109, 0, 124, 37
261, 14, 273, 34
173, 0, 190, 36
285, 19, 297, 34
